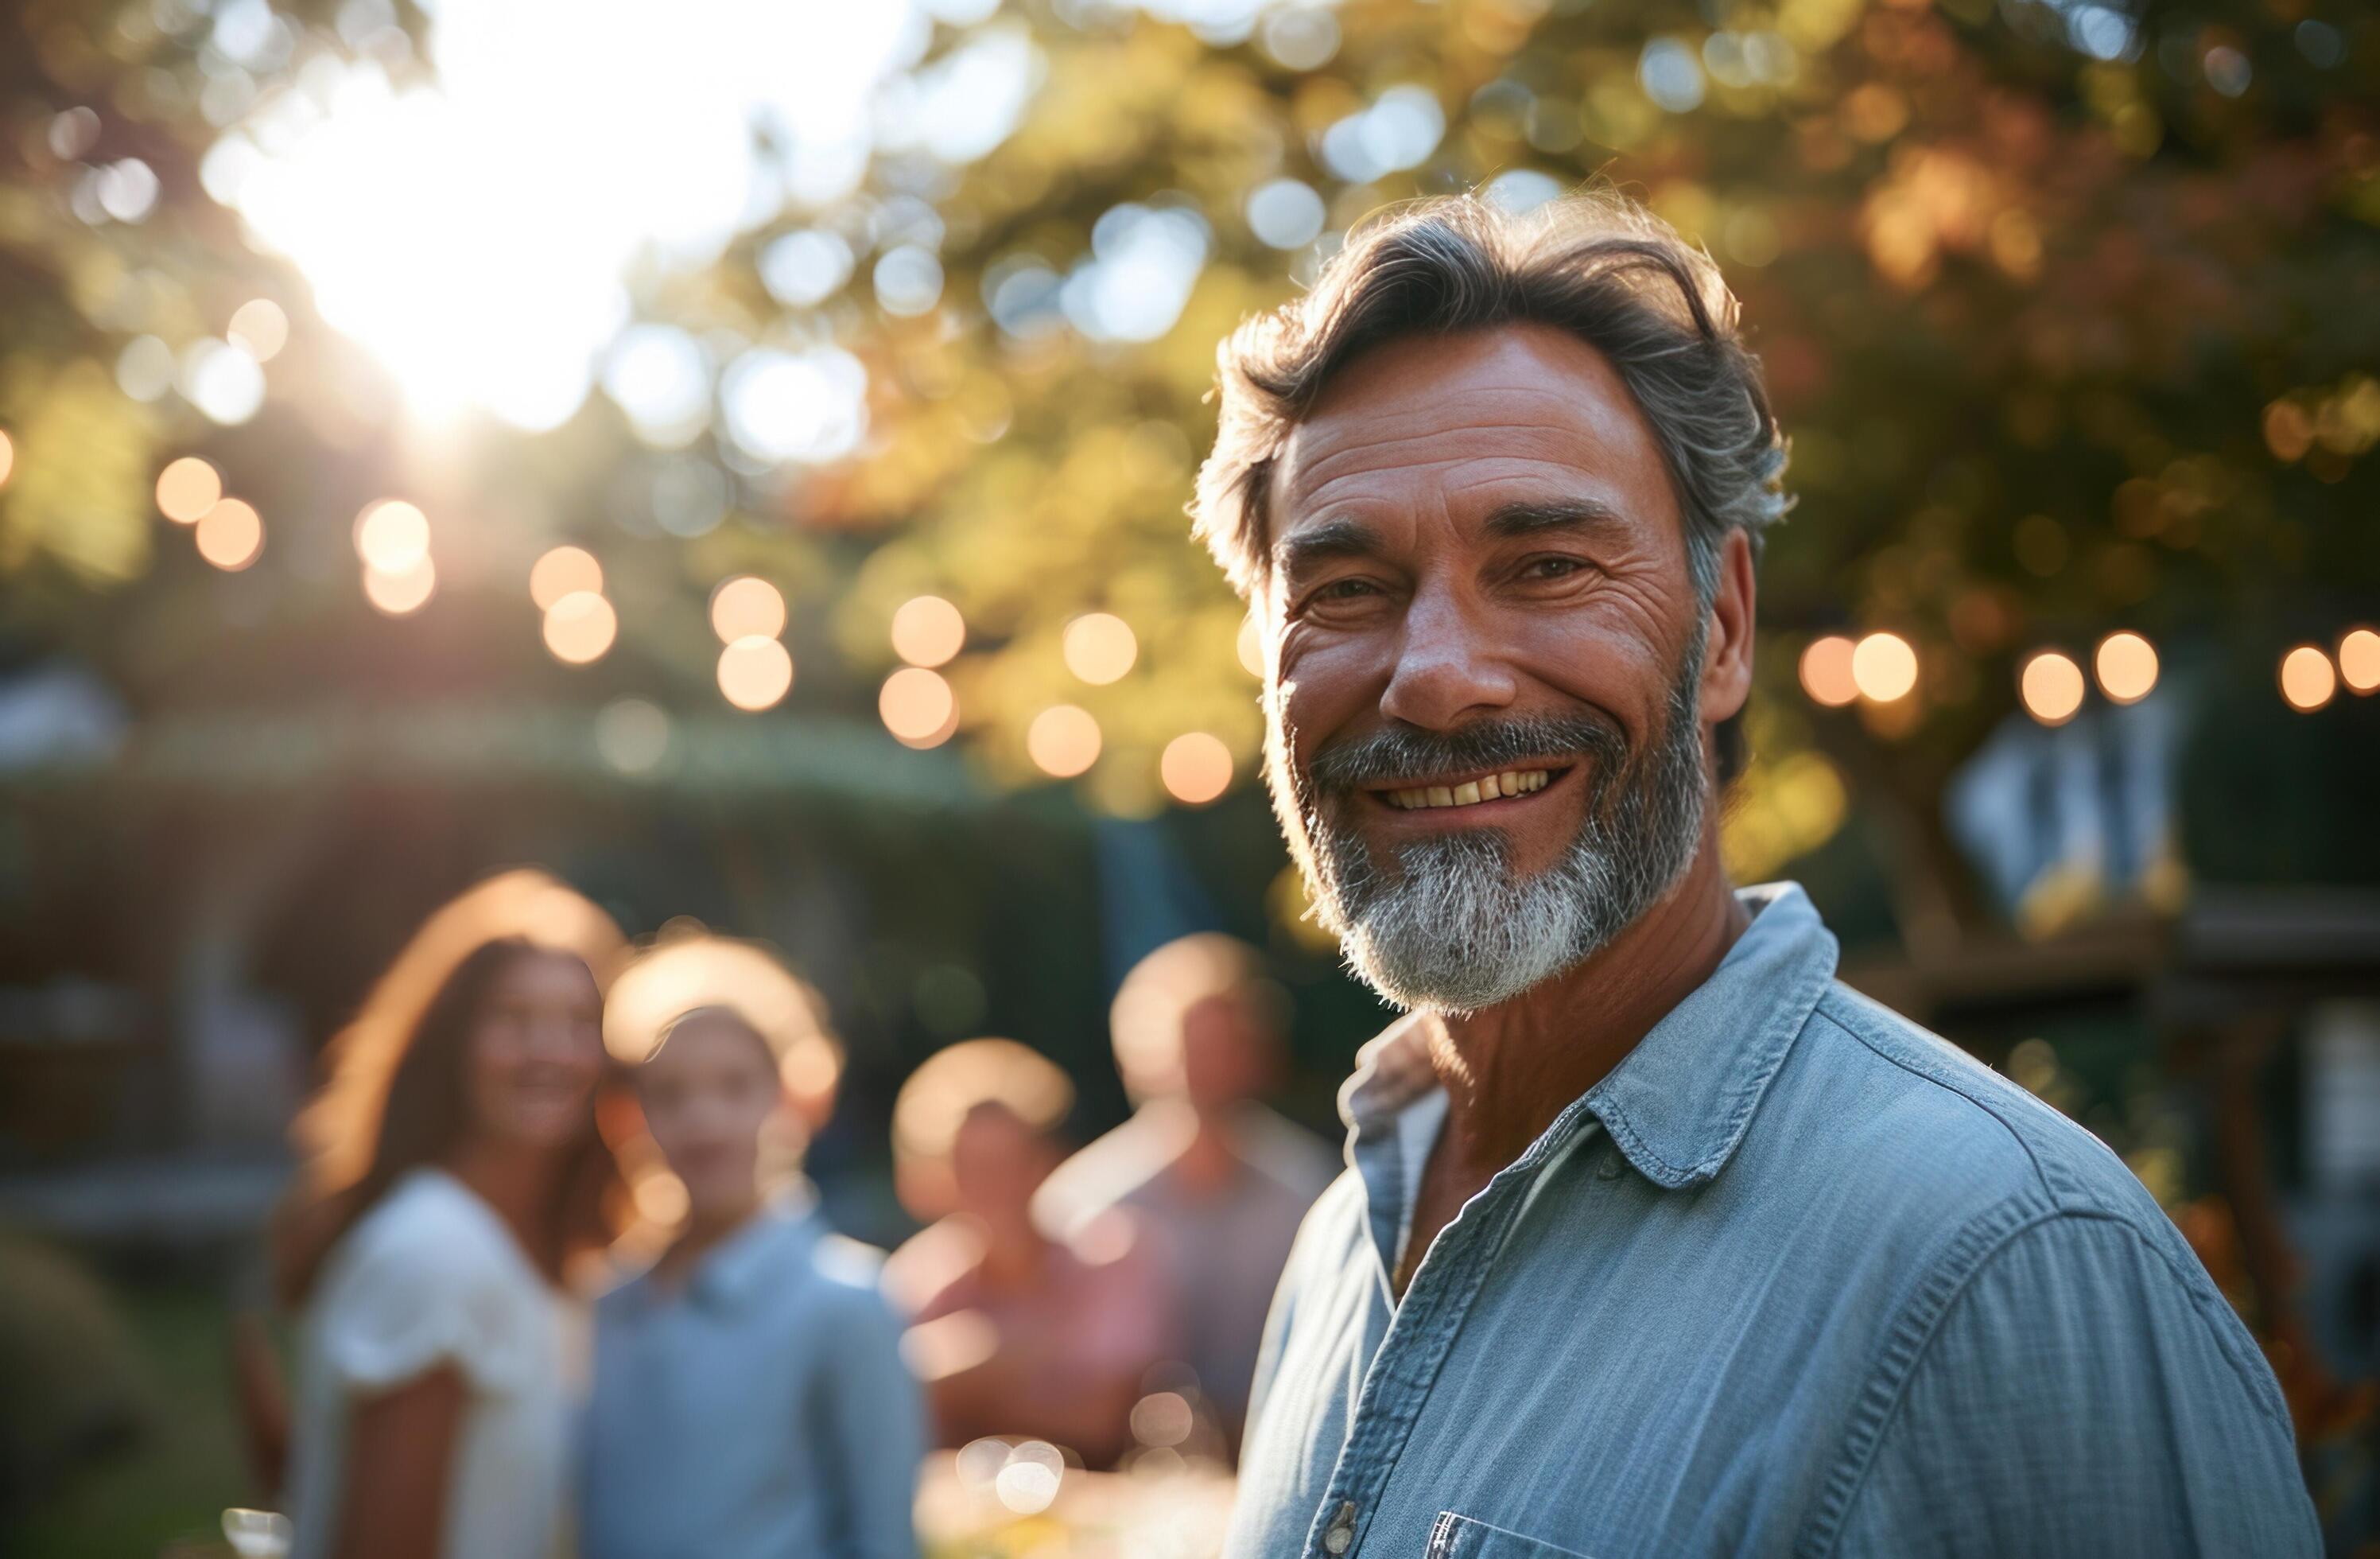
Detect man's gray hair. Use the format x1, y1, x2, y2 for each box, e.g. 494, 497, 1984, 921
1192, 189, 1792, 777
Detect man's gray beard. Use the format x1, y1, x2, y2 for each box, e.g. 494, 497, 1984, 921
1266, 636, 1711, 1017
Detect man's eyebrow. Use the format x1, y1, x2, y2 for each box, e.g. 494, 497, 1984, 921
1273, 515, 1384, 575
1481, 498, 1631, 539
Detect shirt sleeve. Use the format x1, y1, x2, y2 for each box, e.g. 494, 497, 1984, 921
813, 1284, 927, 1559
1823, 1211, 2320, 1558
313, 1199, 538, 1398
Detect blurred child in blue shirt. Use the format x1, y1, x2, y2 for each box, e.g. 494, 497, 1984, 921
580, 934, 922, 1559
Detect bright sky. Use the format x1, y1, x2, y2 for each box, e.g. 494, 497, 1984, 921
202, 0, 1023, 439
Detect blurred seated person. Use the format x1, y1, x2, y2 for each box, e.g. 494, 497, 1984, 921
1035, 935, 1337, 1448
884, 1038, 1175, 1469
580, 931, 922, 1559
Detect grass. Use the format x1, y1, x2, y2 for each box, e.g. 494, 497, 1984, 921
9, 1269, 251, 1559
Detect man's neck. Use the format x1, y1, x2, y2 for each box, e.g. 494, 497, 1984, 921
1421, 839, 1749, 1191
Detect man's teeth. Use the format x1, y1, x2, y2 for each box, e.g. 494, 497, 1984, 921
1384, 770, 1551, 810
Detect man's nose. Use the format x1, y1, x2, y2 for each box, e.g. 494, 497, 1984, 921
1378, 585, 1518, 731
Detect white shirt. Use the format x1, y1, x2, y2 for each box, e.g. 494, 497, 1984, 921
285, 1168, 570, 1559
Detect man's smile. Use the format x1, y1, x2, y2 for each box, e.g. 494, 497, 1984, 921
1357, 763, 1582, 818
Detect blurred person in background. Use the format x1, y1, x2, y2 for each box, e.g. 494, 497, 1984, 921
252, 869, 628, 1559
1198, 192, 2320, 1557
1035, 934, 1336, 1451
579, 931, 922, 1559
885, 1037, 1175, 1469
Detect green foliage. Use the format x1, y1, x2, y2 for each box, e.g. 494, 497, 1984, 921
1, 0, 2374, 914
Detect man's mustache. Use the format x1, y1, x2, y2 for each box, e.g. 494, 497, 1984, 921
1306, 712, 1631, 795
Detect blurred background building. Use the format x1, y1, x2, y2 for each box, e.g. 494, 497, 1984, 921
0, 0, 2374, 1552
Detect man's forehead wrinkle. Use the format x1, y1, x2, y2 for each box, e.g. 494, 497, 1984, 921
1287, 456, 1639, 529
1293, 409, 1614, 483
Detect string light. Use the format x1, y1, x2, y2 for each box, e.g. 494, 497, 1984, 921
363, 556, 436, 616
530, 546, 603, 610
880, 667, 957, 747
1062, 613, 1137, 685
2339, 628, 2380, 695
1799, 636, 1858, 708
354, 500, 430, 573
156, 457, 221, 523
1237, 617, 1264, 678
2093, 632, 2159, 705
2279, 645, 2336, 712
717, 636, 794, 710
2019, 651, 2086, 726
543, 590, 617, 664
194, 498, 263, 570
891, 596, 965, 667
709, 576, 786, 643
1850, 632, 1918, 703
1027, 705, 1101, 777
227, 298, 289, 362
1160, 733, 1233, 805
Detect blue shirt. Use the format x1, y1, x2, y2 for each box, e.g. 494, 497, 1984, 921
1227, 884, 2318, 1559
580, 1199, 923, 1559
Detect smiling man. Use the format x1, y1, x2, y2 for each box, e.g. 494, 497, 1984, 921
1197, 192, 2316, 1559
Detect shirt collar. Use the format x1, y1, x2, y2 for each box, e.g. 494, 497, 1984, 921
620, 1184, 823, 1316
1339, 881, 1838, 1192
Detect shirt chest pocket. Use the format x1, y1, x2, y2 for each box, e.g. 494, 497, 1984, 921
1424, 1510, 1595, 1559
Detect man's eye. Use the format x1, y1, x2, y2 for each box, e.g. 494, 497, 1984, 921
1315, 577, 1380, 601
1524, 556, 1588, 580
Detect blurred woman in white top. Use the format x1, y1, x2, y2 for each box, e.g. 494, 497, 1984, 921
265, 869, 628, 1559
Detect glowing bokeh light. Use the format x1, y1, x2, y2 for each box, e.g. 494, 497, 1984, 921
0, 430, 12, 488
195, 498, 263, 570
709, 576, 786, 643
530, 546, 603, 609
543, 589, 618, 664
354, 500, 430, 573
181, 339, 265, 425
718, 636, 794, 710
1160, 733, 1233, 806
2093, 632, 2159, 705
891, 595, 965, 668
879, 667, 957, 748
720, 345, 869, 465
2339, 628, 2380, 694
1131, 1391, 1194, 1448
990, 1440, 1066, 1516
1237, 616, 1264, 678
995, 1460, 1061, 1517
363, 556, 437, 616
596, 697, 673, 775
1850, 632, 1919, 703
1027, 705, 1101, 777
1062, 612, 1137, 685
1798, 635, 1858, 707
2018, 651, 2086, 726
227, 298, 289, 361
156, 457, 223, 523
2279, 645, 2336, 712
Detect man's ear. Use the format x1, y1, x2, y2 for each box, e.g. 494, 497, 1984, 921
1700, 528, 1757, 726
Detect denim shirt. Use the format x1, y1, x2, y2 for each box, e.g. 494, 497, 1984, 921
580, 1199, 923, 1559
1226, 884, 2317, 1559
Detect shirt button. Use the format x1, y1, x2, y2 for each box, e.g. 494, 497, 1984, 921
1322, 1500, 1357, 1554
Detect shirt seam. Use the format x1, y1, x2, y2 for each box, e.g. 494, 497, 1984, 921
1795, 1206, 2291, 1559
1809, 996, 2069, 1204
